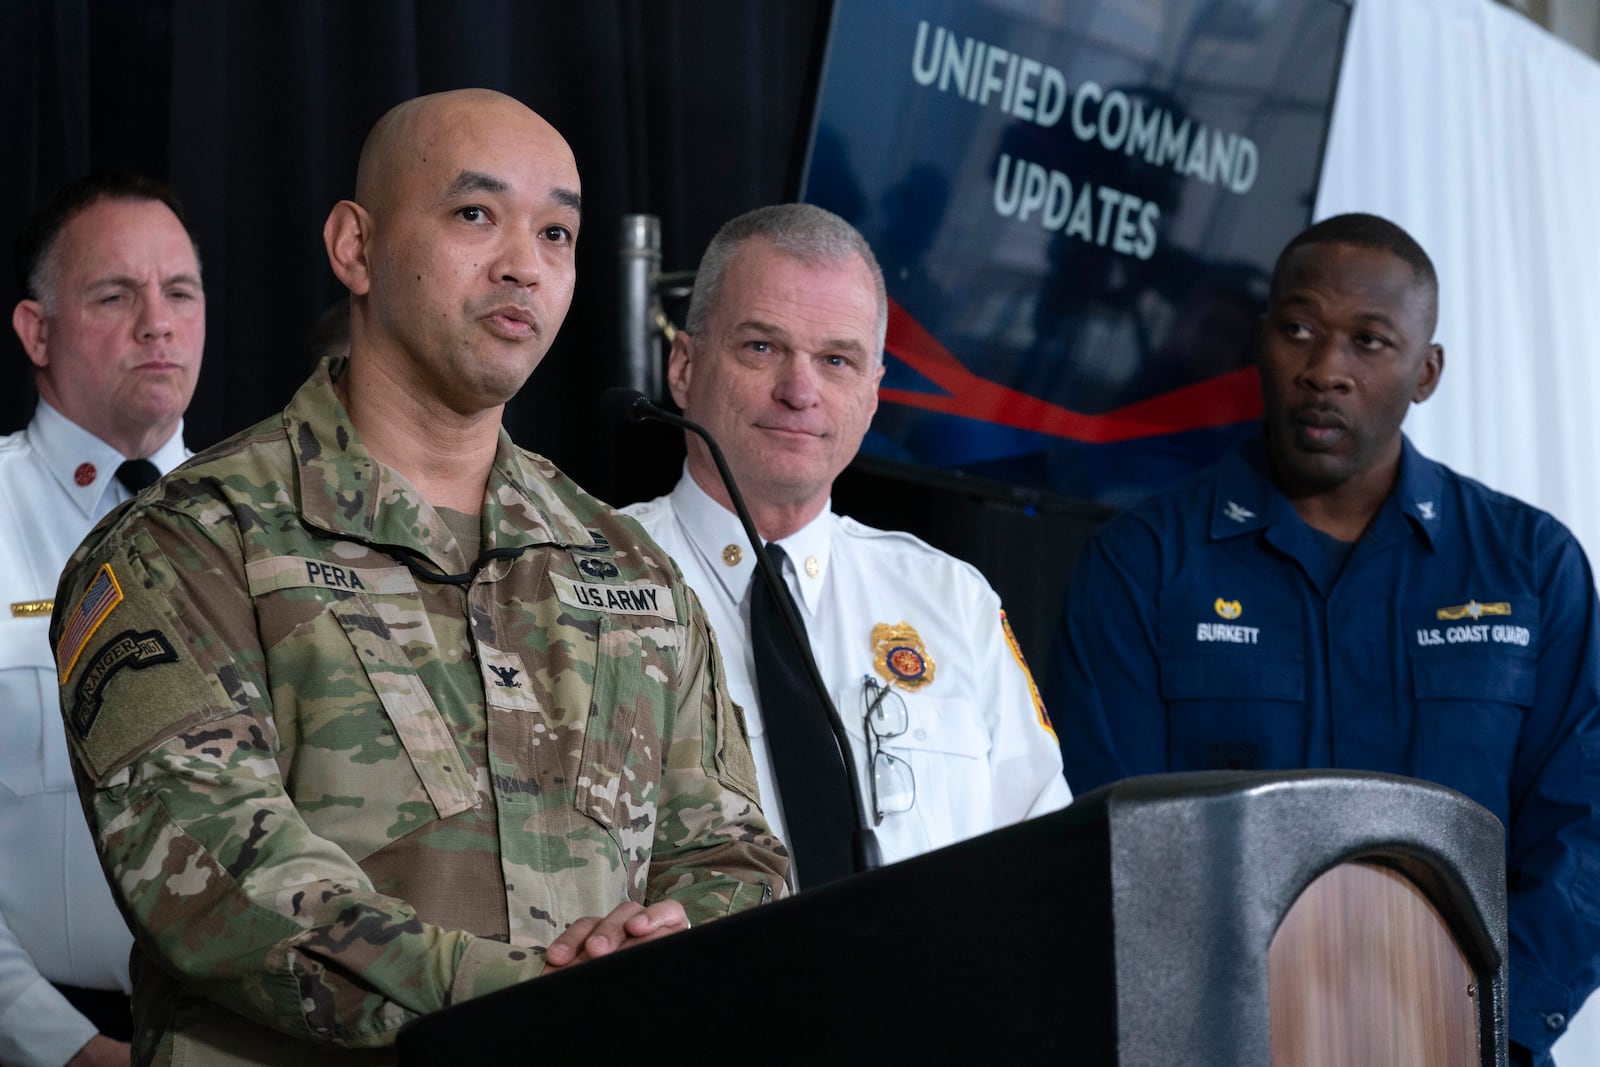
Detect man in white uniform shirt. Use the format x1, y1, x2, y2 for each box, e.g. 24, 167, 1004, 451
624, 204, 1070, 889
1, 173, 205, 1067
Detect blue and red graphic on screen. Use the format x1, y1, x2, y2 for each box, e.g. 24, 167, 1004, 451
801, 0, 1349, 507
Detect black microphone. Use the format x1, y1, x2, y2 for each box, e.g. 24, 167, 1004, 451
600, 386, 655, 425
604, 386, 881, 875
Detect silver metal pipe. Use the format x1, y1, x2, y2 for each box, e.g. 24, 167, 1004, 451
619, 214, 663, 401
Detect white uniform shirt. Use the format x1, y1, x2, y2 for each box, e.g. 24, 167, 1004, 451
0, 402, 189, 1067
624, 471, 1071, 888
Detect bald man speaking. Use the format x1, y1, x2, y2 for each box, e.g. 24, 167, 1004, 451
47, 89, 785, 1067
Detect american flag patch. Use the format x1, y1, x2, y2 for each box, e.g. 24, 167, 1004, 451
57, 564, 124, 679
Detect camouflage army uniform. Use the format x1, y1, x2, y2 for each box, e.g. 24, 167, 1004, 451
49, 358, 786, 1066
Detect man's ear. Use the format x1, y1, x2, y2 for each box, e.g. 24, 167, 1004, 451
1413, 343, 1445, 404
323, 201, 374, 296
666, 330, 695, 411
11, 300, 49, 370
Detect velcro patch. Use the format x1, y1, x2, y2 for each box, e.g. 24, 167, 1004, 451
57, 564, 124, 679
246, 555, 419, 596
68, 629, 178, 740
551, 573, 677, 621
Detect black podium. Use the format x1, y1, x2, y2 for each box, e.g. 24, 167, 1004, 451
398, 770, 1507, 1065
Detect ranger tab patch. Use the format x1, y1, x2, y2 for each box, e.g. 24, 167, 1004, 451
69, 629, 178, 739
57, 564, 124, 679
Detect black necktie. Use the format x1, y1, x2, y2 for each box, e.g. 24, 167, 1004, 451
749, 542, 856, 885
115, 459, 160, 493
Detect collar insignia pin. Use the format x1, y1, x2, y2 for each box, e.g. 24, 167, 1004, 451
1224, 501, 1254, 523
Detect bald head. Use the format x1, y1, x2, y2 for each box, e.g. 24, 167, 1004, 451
354, 90, 578, 221
322, 88, 584, 421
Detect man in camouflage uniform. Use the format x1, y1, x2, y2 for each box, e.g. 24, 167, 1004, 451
48, 89, 786, 1066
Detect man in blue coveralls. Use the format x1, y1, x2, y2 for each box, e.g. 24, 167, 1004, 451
1045, 213, 1600, 1067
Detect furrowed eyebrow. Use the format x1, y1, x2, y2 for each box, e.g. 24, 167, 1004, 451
550, 187, 582, 218
85, 273, 202, 291
84, 276, 141, 291
441, 172, 580, 220
444, 170, 509, 197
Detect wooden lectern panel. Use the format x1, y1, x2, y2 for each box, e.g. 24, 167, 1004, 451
1269, 860, 1480, 1066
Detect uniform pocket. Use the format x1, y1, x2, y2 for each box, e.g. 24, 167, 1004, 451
1157, 592, 1306, 771
260, 592, 475, 862
330, 597, 479, 821
1157, 592, 1305, 702
1405, 597, 1536, 799
0, 614, 69, 795
575, 613, 644, 830
845, 689, 991, 846
858, 696, 990, 760
1406, 596, 1538, 706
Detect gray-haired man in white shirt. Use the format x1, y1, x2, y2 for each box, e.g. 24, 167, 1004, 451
2, 172, 204, 1067
623, 203, 1070, 890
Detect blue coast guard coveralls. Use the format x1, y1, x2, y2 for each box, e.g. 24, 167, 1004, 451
1047, 433, 1600, 1062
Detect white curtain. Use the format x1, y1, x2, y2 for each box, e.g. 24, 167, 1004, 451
1316, 1, 1600, 1061
1318, 0, 1600, 569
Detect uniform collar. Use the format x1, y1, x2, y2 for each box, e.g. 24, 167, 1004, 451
1208, 431, 1441, 551
668, 466, 834, 612
285, 357, 592, 567
1207, 435, 1275, 542
30, 400, 189, 520
1389, 435, 1445, 551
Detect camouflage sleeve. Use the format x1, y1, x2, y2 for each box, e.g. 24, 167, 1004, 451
51, 506, 541, 1049
645, 581, 789, 920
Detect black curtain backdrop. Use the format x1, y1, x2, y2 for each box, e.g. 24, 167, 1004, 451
1, 0, 826, 504
1, 0, 1106, 671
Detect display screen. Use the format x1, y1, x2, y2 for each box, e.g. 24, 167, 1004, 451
801, 0, 1351, 507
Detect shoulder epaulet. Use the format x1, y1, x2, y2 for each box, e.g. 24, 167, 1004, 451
838, 514, 968, 563
620, 497, 666, 521
835, 514, 999, 590
837, 513, 933, 549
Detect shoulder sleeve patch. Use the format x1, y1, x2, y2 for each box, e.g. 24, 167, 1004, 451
58, 528, 250, 782
67, 630, 178, 741
1002, 609, 1055, 740
55, 563, 125, 679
